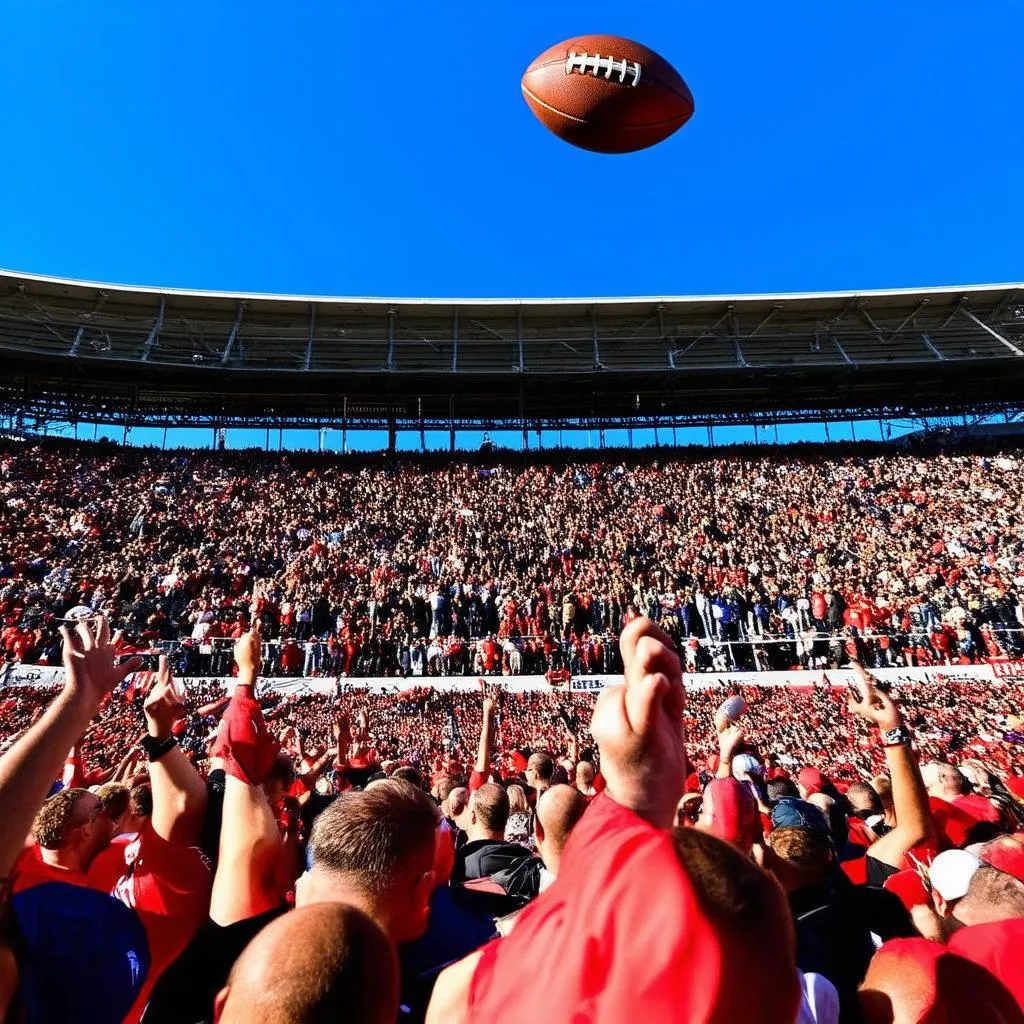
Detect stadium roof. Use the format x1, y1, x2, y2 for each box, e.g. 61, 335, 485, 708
2, 269, 1023, 432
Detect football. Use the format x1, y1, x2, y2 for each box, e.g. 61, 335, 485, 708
719, 696, 747, 723
521, 34, 694, 153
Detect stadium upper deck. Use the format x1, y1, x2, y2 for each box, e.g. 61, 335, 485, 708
1, 270, 1023, 431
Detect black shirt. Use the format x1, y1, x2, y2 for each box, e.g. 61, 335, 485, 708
142, 907, 287, 1024
451, 839, 532, 884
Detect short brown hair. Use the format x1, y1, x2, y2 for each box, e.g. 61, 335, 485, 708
309, 781, 439, 897
33, 788, 90, 849
471, 784, 510, 834
130, 783, 153, 819
767, 825, 832, 882
528, 752, 554, 783
96, 783, 131, 822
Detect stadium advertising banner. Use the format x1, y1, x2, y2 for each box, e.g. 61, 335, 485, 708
0, 665, 1003, 693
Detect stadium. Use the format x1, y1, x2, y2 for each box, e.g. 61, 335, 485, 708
3, 3, 1024, 1017
3, 267, 1024, 1022
3, 270, 1024, 443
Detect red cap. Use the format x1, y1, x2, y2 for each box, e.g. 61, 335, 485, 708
882, 869, 930, 911
928, 796, 980, 849
699, 779, 760, 855
798, 767, 826, 796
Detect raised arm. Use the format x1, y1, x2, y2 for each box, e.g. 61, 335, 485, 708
209, 622, 284, 926
470, 692, 497, 791
0, 617, 139, 879
143, 656, 208, 845
591, 617, 685, 829
715, 723, 746, 781
846, 662, 933, 868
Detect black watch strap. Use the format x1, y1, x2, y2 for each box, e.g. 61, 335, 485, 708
140, 734, 178, 762
880, 725, 911, 748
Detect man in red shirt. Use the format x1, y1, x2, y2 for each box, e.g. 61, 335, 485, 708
4, 623, 211, 1023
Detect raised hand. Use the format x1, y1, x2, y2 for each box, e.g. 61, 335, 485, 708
233, 619, 263, 682
718, 723, 746, 764
846, 661, 901, 731
60, 614, 141, 710
143, 655, 186, 740
590, 617, 685, 829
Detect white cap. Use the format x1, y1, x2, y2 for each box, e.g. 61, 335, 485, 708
928, 849, 982, 902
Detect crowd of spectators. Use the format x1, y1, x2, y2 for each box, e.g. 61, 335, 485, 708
2, 438, 1024, 678
1, 614, 1023, 1023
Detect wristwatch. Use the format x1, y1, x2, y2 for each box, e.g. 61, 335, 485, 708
880, 725, 911, 748
140, 734, 179, 762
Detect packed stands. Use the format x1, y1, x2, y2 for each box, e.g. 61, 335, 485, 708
2, 438, 1023, 677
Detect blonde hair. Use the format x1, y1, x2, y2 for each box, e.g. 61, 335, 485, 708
506, 784, 530, 815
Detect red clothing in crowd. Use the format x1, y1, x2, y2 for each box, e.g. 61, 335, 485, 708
86, 822, 212, 1023
466, 794, 800, 1023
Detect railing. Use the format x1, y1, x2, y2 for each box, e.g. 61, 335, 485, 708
145, 624, 1024, 678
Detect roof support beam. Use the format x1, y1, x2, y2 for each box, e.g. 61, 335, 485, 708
830, 334, 855, 365
884, 297, 929, 343
958, 306, 1024, 357
591, 305, 602, 369
659, 305, 676, 369
920, 333, 946, 361
220, 302, 246, 365
987, 290, 1020, 325
858, 305, 882, 334
141, 296, 166, 362
517, 308, 525, 372
830, 296, 861, 326
451, 309, 459, 372
386, 309, 396, 371
745, 303, 783, 338
304, 304, 316, 371
68, 326, 85, 357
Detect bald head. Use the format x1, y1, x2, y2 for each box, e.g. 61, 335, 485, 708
527, 752, 554, 791
575, 761, 595, 791
215, 904, 398, 1024
535, 785, 588, 874
846, 781, 882, 816
446, 786, 469, 820
469, 784, 509, 839
920, 762, 968, 800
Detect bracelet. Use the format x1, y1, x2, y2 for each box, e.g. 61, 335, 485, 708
880, 725, 911, 748
140, 734, 179, 762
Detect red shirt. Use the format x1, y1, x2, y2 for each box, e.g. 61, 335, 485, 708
467, 795, 800, 1023
11, 844, 90, 894
87, 822, 212, 1023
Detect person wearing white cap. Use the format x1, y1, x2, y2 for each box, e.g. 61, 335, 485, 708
928, 848, 982, 919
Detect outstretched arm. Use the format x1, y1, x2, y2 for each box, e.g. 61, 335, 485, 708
209, 623, 284, 926
0, 618, 140, 880
144, 656, 208, 846
470, 692, 497, 791
847, 662, 933, 868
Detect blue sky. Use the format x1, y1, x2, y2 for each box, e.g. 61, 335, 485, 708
1, 0, 1021, 301
0, 1, 1020, 451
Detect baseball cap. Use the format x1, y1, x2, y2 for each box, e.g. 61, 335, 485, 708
797, 767, 826, 796
928, 849, 982, 902
770, 797, 831, 838
732, 752, 765, 781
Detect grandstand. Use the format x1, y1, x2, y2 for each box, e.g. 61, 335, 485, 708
2, 270, 1024, 446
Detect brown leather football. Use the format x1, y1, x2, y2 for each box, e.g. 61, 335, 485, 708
521, 35, 694, 154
